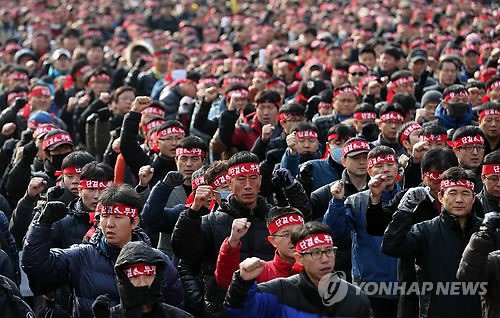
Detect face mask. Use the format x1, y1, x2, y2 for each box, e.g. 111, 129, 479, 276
329, 146, 343, 164
446, 102, 469, 120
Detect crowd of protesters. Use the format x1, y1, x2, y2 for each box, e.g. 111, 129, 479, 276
0, 0, 498, 317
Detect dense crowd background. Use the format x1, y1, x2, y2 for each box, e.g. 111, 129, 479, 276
0, 0, 498, 317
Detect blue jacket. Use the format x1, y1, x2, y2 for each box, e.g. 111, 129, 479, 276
323, 189, 399, 292
224, 270, 372, 317
299, 155, 343, 192
22, 224, 184, 318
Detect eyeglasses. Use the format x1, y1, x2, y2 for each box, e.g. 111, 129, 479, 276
484, 175, 500, 183
300, 247, 337, 259
272, 233, 291, 239
458, 145, 485, 153
350, 72, 366, 76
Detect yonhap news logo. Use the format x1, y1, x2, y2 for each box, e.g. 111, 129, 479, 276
318, 271, 488, 305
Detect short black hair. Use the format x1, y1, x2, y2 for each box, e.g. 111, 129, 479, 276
157, 120, 184, 132
483, 150, 500, 165
381, 46, 402, 60
439, 166, 476, 194
291, 122, 318, 134
418, 124, 447, 138
266, 206, 303, 226
80, 162, 114, 181
397, 121, 422, 144
479, 101, 500, 114
99, 184, 143, 211
204, 160, 228, 186
177, 136, 208, 154
421, 148, 458, 173
254, 90, 281, 105
437, 56, 459, 71
452, 125, 484, 142
328, 123, 356, 141
61, 151, 96, 170
392, 94, 416, 114
354, 102, 376, 114
486, 75, 500, 91
368, 145, 396, 160
278, 102, 305, 116
379, 102, 406, 118
290, 221, 332, 246
227, 151, 259, 168
465, 80, 485, 90
111, 86, 136, 103
390, 70, 413, 82
443, 84, 467, 98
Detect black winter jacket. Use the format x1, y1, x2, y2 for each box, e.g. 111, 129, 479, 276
382, 209, 482, 318
476, 189, 499, 214
51, 198, 92, 248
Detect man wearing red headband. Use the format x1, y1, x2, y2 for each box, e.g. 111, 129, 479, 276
24, 84, 51, 118
372, 103, 406, 157
224, 222, 371, 317
22, 185, 184, 318
383, 167, 482, 318
324, 145, 401, 317
476, 151, 500, 213
172, 152, 310, 316
433, 84, 476, 130
159, 75, 198, 121
313, 85, 359, 135
451, 126, 486, 192
215, 207, 305, 289
135, 48, 170, 96
478, 102, 500, 154
281, 122, 321, 177
486, 75, 500, 102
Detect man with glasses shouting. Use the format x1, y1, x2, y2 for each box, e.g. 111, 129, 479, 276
451, 126, 486, 196
224, 222, 372, 317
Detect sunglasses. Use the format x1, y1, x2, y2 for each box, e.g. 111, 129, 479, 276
350, 72, 366, 76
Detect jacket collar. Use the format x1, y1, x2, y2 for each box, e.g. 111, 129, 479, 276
272, 251, 297, 276
221, 195, 268, 219
297, 270, 337, 316
440, 209, 477, 233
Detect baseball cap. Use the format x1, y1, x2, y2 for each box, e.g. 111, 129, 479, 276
52, 48, 71, 60
342, 138, 371, 158
42, 129, 73, 151
409, 49, 428, 62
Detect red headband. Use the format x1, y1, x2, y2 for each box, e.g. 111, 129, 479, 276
379, 112, 404, 122
227, 163, 260, 178
482, 164, 500, 175
368, 154, 396, 168
392, 76, 414, 87
88, 74, 111, 85
8, 72, 28, 81
226, 89, 249, 98
440, 179, 475, 191
400, 123, 422, 144
223, 77, 246, 86
75, 65, 92, 77
7, 92, 27, 104
210, 172, 229, 189
175, 147, 205, 158
96, 203, 138, 218
276, 113, 293, 122
423, 171, 441, 181
157, 126, 185, 138
253, 71, 271, 79
142, 107, 166, 118
268, 213, 304, 235
479, 108, 500, 119
444, 90, 468, 101
200, 78, 218, 86
55, 166, 82, 177
296, 130, 318, 139
34, 124, 57, 138
191, 175, 205, 190
419, 134, 447, 143
452, 135, 484, 148
334, 86, 359, 98
42, 133, 73, 150
332, 69, 348, 77
266, 80, 285, 89
327, 133, 339, 142
348, 64, 367, 73
353, 112, 377, 120
488, 80, 500, 92
296, 233, 334, 253
342, 140, 370, 157
79, 179, 113, 190
29, 87, 51, 97
124, 264, 156, 278
143, 119, 164, 135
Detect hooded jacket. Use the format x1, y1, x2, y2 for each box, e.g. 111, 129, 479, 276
0, 275, 35, 318
433, 103, 476, 130
103, 241, 191, 318
22, 224, 183, 318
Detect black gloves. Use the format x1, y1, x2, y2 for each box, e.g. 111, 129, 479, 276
47, 186, 65, 202
97, 108, 112, 121
92, 294, 112, 318
271, 168, 296, 190
265, 149, 284, 165
305, 95, 321, 120
163, 171, 184, 188
22, 141, 38, 159
480, 212, 500, 234
11, 97, 27, 112
38, 201, 68, 225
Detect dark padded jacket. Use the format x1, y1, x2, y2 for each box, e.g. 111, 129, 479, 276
22, 225, 183, 318
224, 270, 372, 317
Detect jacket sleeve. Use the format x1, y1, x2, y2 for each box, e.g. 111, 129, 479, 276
280, 149, 300, 178
310, 184, 332, 222
215, 238, 241, 290
21, 223, 78, 285
119, 111, 151, 177
218, 110, 239, 147
0, 211, 19, 284
250, 137, 268, 162
178, 259, 206, 316
9, 193, 38, 249
160, 90, 180, 120
161, 253, 185, 309
171, 208, 208, 261
192, 100, 218, 137
322, 198, 354, 239
5, 148, 36, 206
456, 231, 497, 283
141, 181, 184, 233
381, 210, 422, 258
224, 271, 279, 318
282, 180, 312, 221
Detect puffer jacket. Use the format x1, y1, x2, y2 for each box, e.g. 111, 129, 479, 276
224, 270, 372, 318
382, 209, 482, 318
476, 189, 500, 213
0, 211, 18, 285
0, 275, 35, 318
457, 229, 500, 318
51, 198, 92, 248
297, 154, 343, 195
22, 225, 183, 318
